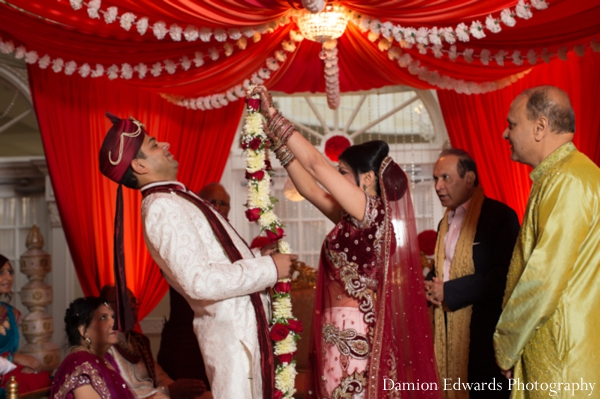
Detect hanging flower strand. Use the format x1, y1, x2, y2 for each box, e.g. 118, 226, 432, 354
243, 87, 301, 399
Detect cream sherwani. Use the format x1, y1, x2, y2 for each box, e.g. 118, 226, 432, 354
494, 143, 600, 398
141, 181, 278, 399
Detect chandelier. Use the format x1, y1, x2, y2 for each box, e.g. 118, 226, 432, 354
295, 5, 348, 43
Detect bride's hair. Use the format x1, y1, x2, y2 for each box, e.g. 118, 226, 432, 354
338, 140, 389, 195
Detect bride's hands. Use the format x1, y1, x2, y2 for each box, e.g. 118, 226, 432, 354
250, 85, 274, 119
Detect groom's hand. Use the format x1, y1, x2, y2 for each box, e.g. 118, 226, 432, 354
271, 253, 298, 279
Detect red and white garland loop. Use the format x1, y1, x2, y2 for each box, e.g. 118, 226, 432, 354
242, 90, 301, 399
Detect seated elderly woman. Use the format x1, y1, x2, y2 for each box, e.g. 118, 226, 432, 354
50, 297, 135, 399
0, 254, 52, 396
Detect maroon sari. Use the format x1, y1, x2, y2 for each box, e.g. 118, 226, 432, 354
309, 157, 442, 398
50, 351, 135, 399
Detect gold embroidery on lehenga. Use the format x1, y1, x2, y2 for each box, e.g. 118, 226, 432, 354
322, 323, 370, 360
330, 371, 368, 399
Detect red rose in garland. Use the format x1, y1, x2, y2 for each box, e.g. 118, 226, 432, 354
269, 323, 290, 341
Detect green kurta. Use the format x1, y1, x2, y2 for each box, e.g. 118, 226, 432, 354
494, 143, 600, 398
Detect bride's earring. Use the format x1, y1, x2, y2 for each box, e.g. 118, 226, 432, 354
84, 336, 92, 349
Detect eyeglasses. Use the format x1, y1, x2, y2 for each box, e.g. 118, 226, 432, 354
209, 199, 230, 207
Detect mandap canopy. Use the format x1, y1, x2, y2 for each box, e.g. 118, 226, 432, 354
1, 0, 599, 317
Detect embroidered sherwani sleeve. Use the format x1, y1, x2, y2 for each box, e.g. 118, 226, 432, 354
144, 196, 278, 302
493, 174, 591, 369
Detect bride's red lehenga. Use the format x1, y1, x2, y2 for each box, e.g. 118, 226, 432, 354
308, 157, 442, 399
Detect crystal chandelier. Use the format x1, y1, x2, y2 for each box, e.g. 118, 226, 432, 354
295, 5, 348, 43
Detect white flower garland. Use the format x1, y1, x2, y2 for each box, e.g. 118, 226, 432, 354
242, 90, 301, 399
162, 31, 303, 110
346, 0, 549, 49
68, 0, 291, 43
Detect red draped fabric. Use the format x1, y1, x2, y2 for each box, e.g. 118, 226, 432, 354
28, 67, 244, 319
1, 0, 598, 98
437, 50, 600, 220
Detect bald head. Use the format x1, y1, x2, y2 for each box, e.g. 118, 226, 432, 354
199, 183, 231, 218
521, 85, 575, 134
503, 85, 576, 168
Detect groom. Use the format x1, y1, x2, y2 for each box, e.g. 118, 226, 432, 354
99, 112, 296, 399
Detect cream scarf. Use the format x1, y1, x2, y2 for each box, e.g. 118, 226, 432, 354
433, 186, 484, 399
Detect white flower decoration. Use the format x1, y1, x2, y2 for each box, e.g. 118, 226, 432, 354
449, 45, 458, 61
214, 28, 227, 42
180, 56, 191, 71
485, 15, 502, 33
120, 63, 133, 79
70, 0, 83, 10
455, 23, 470, 42
512, 50, 523, 65
531, 0, 548, 10
153, 21, 168, 39
470, 21, 486, 39
104, 6, 118, 24
134, 63, 148, 79
500, 9, 517, 27
527, 49, 538, 64
92, 63, 105, 78
24, 51, 39, 64
120, 13, 136, 31
480, 49, 491, 65
516, 0, 533, 19
87, 0, 101, 19
228, 28, 242, 40
208, 48, 219, 61
199, 27, 212, 42
441, 27, 456, 44
495, 50, 507, 66
79, 63, 91, 77
151, 62, 162, 76
106, 64, 119, 79
169, 24, 183, 41
14, 46, 26, 59
136, 18, 149, 35
164, 59, 176, 74
194, 52, 204, 67
64, 61, 77, 75
184, 25, 199, 41
52, 58, 65, 73
463, 48, 474, 63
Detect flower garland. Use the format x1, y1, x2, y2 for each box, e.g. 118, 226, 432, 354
345, 0, 550, 48
68, 0, 290, 43
243, 90, 301, 399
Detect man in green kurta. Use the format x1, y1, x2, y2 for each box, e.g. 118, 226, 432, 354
493, 85, 600, 398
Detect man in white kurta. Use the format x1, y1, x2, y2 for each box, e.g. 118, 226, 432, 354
99, 113, 295, 399
142, 181, 278, 399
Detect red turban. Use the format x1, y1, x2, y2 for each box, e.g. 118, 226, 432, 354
99, 112, 146, 183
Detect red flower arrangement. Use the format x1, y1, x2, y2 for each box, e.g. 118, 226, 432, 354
324, 135, 351, 162
417, 229, 437, 256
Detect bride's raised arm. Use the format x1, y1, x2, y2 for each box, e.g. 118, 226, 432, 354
254, 87, 369, 223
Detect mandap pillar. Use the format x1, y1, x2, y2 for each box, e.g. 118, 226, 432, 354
18, 225, 60, 371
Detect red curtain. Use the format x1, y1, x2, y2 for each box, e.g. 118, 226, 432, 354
438, 50, 600, 220
28, 67, 244, 319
